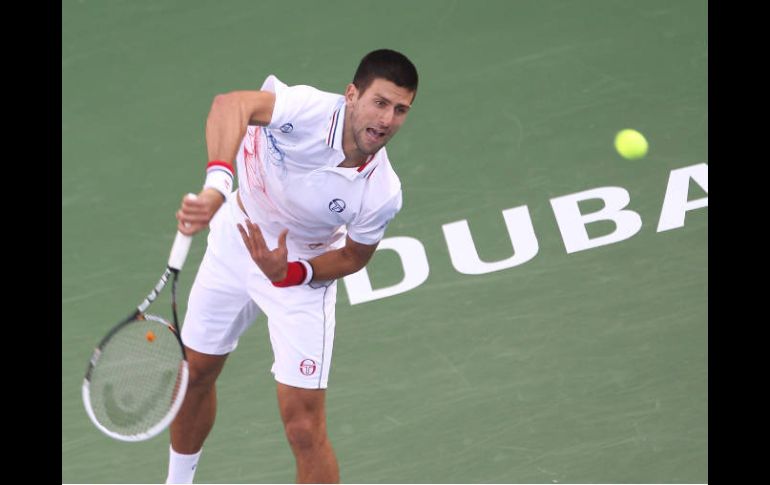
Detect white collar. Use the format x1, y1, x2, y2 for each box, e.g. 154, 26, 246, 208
324, 100, 383, 180
324, 99, 346, 151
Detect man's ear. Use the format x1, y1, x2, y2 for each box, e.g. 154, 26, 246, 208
344, 83, 358, 103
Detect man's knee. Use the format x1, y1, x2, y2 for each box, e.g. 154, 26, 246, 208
284, 418, 324, 452
186, 348, 228, 389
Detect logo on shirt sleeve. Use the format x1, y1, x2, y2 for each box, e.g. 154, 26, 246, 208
280, 123, 294, 133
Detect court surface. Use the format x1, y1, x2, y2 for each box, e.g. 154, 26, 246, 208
62, 1, 708, 482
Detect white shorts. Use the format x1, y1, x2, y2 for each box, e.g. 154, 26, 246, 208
181, 193, 337, 389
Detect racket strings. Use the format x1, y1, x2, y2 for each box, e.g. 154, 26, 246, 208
87, 318, 185, 437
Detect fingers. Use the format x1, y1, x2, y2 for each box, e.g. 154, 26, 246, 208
236, 221, 290, 281
236, 223, 251, 252
177, 193, 215, 227
181, 193, 202, 207
236, 222, 257, 251
181, 197, 208, 216
237, 221, 290, 256
247, 221, 269, 252
237, 220, 269, 254
177, 208, 210, 227
277, 229, 288, 250
177, 222, 193, 235
177, 219, 203, 235
176, 193, 207, 234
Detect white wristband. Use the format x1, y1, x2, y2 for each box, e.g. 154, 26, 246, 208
298, 259, 314, 285
203, 161, 234, 198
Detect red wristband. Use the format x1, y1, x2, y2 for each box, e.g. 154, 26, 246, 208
272, 261, 307, 287
206, 160, 234, 172
204, 160, 235, 198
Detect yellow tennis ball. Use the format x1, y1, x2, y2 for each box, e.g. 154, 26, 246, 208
614, 129, 648, 160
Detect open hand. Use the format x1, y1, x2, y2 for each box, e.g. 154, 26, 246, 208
237, 220, 289, 282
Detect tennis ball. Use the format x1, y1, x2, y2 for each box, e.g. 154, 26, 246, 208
614, 129, 648, 160
146, 330, 156, 342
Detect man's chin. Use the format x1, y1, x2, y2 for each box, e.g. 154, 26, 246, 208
355, 135, 387, 155
367, 139, 389, 154
359, 144, 382, 156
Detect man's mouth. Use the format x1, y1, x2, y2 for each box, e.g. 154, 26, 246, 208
366, 128, 386, 141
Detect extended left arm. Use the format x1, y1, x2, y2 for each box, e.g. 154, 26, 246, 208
307, 235, 377, 281
237, 220, 377, 285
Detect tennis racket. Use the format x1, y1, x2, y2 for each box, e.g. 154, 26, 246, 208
82, 224, 194, 442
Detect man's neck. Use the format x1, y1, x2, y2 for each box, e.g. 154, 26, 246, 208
339, 112, 368, 168
338, 155, 367, 168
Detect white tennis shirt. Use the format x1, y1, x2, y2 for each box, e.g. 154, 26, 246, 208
234, 75, 403, 259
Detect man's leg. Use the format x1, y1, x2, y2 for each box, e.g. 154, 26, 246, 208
166, 193, 262, 483
277, 383, 339, 484
171, 347, 229, 451
166, 348, 229, 484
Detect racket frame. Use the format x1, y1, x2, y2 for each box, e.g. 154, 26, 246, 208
82, 230, 193, 442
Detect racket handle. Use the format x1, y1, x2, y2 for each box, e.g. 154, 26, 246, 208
168, 231, 193, 270
168, 193, 197, 270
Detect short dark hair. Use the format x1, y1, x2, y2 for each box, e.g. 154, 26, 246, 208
352, 49, 418, 99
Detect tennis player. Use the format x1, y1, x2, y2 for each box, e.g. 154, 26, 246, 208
166, 49, 418, 484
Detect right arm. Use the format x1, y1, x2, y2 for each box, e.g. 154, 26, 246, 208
204, 90, 276, 166
177, 90, 277, 235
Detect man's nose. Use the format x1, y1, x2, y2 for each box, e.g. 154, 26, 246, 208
379, 109, 394, 127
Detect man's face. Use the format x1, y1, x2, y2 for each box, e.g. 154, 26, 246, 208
345, 78, 414, 155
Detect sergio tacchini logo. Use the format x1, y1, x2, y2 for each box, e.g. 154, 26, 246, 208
329, 199, 346, 213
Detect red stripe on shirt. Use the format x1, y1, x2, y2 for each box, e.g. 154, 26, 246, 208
357, 155, 375, 172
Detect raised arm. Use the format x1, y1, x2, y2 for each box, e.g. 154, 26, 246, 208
176, 91, 276, 235
205, 90, 276, 166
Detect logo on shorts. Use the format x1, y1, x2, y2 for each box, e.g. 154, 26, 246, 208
280, 123, 294, 133
300, 359, 317, 376
329, 199, 346, 213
